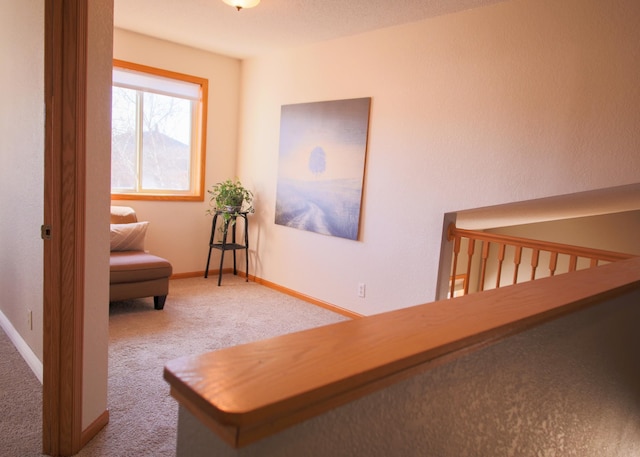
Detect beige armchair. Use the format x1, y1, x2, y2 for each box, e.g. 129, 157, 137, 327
109, 206, 172, 310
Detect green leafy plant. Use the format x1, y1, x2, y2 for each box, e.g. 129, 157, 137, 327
207, 178, 254, 232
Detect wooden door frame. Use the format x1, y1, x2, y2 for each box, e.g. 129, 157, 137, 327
43, 0, 87, 455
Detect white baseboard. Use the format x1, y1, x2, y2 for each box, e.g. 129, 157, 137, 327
0, 310, 43, 384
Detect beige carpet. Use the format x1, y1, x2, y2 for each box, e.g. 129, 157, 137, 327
0, 327, 42, 456
1, 274, 350, 456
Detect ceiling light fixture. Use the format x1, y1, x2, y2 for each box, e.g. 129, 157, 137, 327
222, 0, 260, 11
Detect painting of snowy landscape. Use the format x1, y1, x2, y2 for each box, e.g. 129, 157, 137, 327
275, 98, 371, 240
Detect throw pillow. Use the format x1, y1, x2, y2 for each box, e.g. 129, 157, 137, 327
110, 221, 149, 251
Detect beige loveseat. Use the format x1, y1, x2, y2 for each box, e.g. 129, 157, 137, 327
109, 206, 172, 310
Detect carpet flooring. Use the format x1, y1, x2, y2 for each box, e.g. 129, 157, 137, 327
1, 274, 350, 456
0, 326, 42, 456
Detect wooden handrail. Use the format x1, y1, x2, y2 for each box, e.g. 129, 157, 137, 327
447, 223, 634, 297
164, 256, 640, 449
448, 225, 633, 263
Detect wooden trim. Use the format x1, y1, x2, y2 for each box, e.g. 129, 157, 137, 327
110, 59, 208, 201
251, 276, 363, 319
43, 0, 87, 454
80, 410, 109, 448
448, 274, 467, 298
164, 256, 640, 448
198, 77, 208, 202
110, 194, 205, 202
113, 59, 208, 85
448, 224, 634, 263
171, 271, 209, 280
170, 268, 235, 280
447, 223, 635, 296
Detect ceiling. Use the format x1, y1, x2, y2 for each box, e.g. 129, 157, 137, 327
114, 0, 509, 59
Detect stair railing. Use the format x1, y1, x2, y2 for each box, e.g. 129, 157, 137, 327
447, 223, 634, 297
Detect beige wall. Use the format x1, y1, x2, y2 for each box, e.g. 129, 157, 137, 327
0, 0, 45, 373
238, 0, 640, 315
488, 210, 640, 256
3, 0, 637, 449
177, 288, 640, 456
84, 0, 114, 430
112, 0, 640, 316
112, 29, 242, 275
2, 0, 626, 352
454, 182, 640, 230
0, 0, 113, 431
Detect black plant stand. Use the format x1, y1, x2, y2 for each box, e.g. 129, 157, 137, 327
204, 211, 249, 286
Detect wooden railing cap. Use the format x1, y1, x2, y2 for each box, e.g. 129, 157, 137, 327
164, 256, 640, 448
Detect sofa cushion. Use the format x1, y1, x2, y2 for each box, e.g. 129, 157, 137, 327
110, 251, 172, 284
110, 221, 149, 251
110, 206, 138, 224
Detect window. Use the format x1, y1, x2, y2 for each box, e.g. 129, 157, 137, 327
111, 60, 208, 200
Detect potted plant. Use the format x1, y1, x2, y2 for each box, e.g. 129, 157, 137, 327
207, 178, 254, 230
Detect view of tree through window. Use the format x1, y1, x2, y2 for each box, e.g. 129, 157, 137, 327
111, 60, 208, 200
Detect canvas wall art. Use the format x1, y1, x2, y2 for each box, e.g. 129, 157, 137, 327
275, 97, 371, 240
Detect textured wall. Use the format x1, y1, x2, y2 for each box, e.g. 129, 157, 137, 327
239, 0, 640, 315
0, 0, 44, 360
112, 29, 241, 275
488, 210, 640, 256
177, 288, 640, 456
83, 0, 114, 430
1, 0, 114, 428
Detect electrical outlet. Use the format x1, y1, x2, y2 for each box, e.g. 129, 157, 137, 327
357, 283, 366, 298
28, 310, 33, 330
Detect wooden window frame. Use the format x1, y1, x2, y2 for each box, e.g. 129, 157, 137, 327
110, 59, 208, 202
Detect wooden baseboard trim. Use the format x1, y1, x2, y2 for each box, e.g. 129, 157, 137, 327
168, 270, 363, 319
250, 275, 363, 319
80, 409, 109, 448
172, 271, 205, 280
171, 268, 234, 280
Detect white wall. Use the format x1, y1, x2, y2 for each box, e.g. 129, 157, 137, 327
112, 29, 242, 275
238, 0, 640, 315
0, 0, 44, 368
